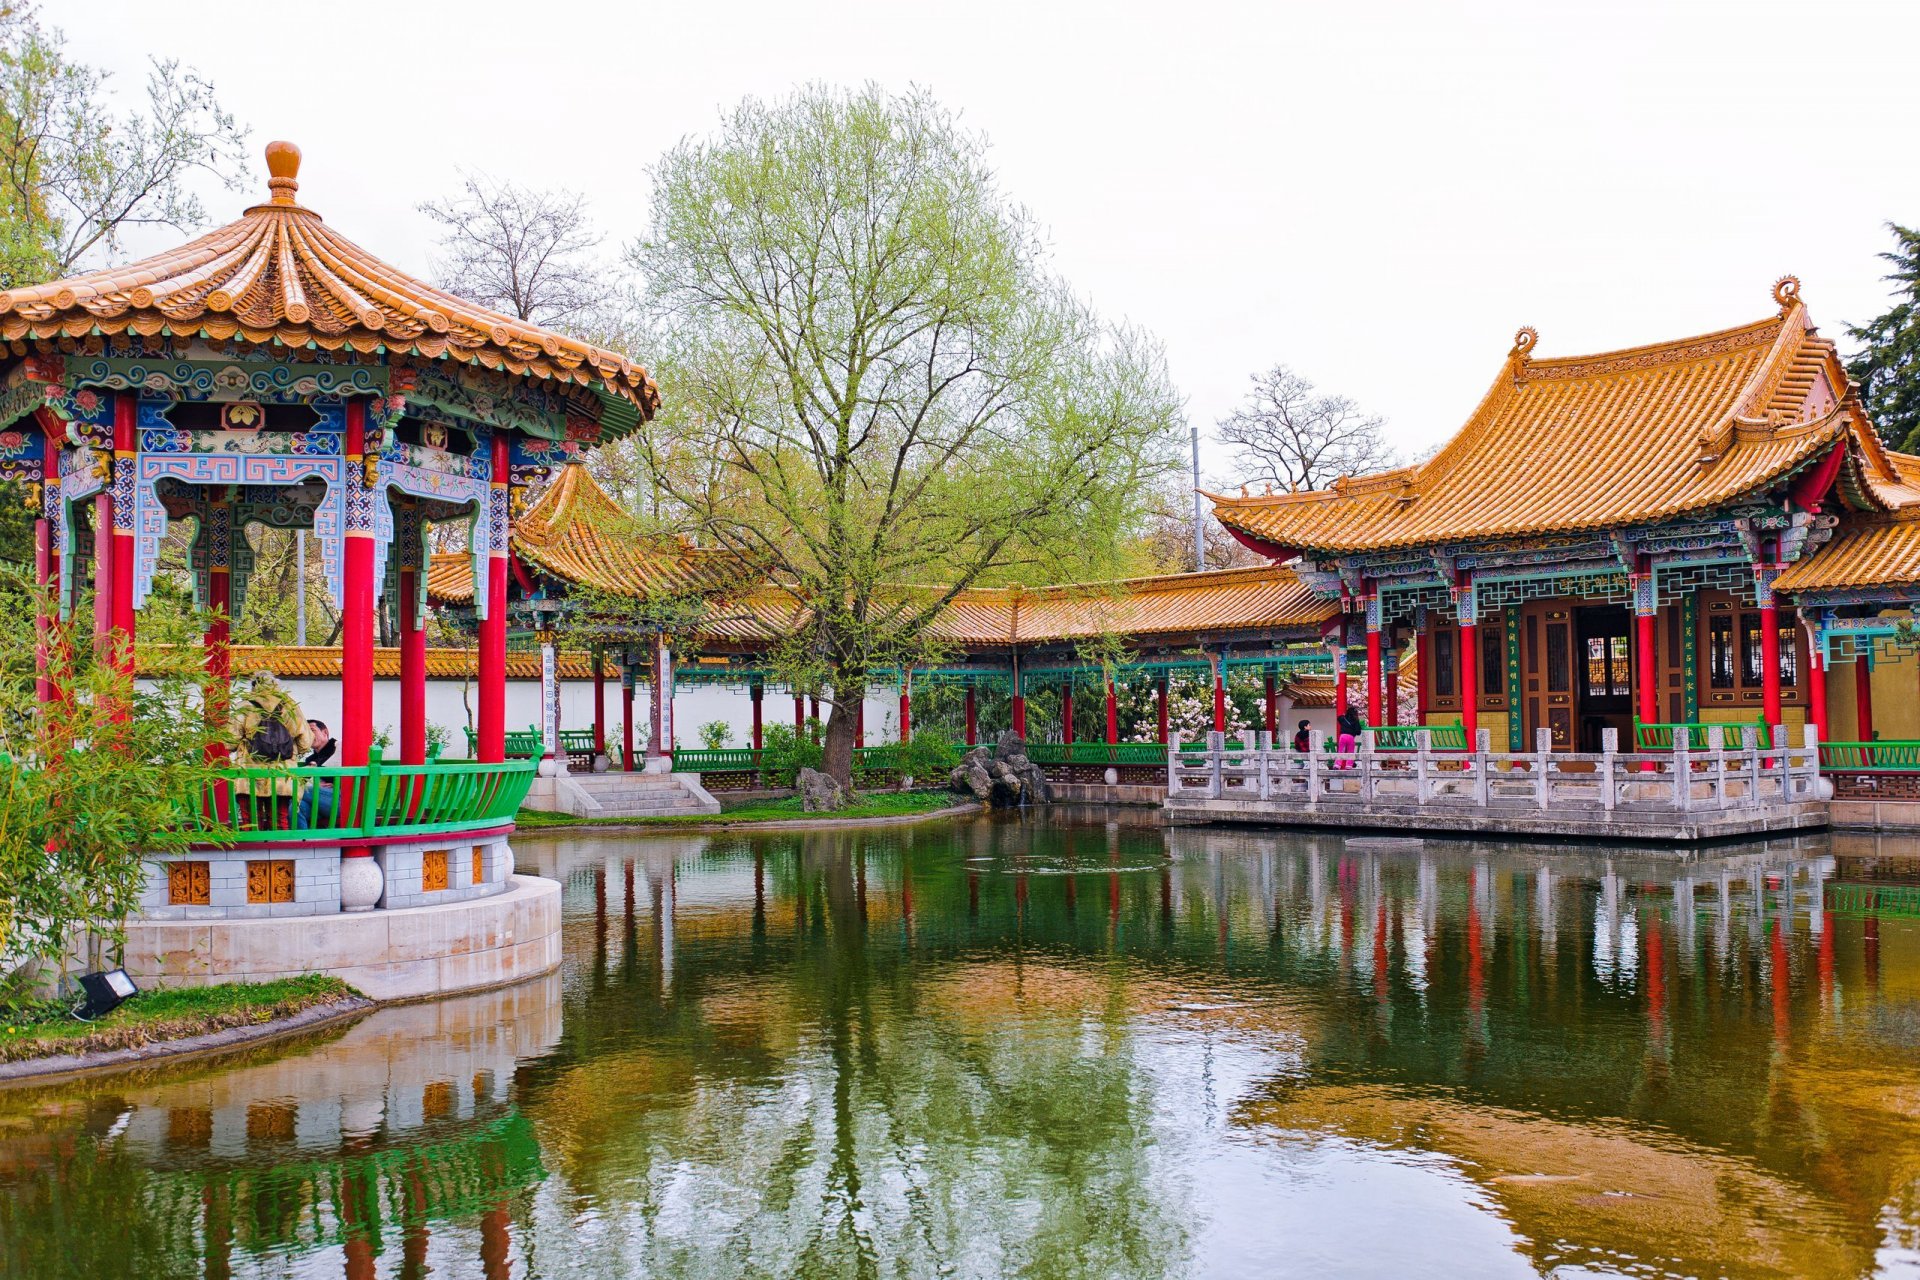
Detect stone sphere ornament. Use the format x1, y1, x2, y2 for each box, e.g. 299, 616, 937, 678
340, 851, 384, 912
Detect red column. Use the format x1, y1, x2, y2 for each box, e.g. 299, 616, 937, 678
398, 558, 426, 764
1808, 645, 1828, 743
204, 514, 231, 751
1156, 675, 1169, 743
1062, 684, 1075, 743
1335, 655, 1349, 716
1856, 653, 1875, 741
1416, 620, 1430, 723
92, 491, 111, 652
1212, 658, 1227, 733
621, 661, 637, 770
1012, 658, 1027, 738
1459, 619, 1479, 743
808, 695, 820, 744
592, 647, 607, 763
855, 696, 865, 748
1385, 655, 1399, 726
794, 692, 805, 737
898, 672, 912, 742
110, 393, 135, 670
340, 399, 375, 767
1263, 671, 1277, 737
33, 511, 52, 706
1760, 603, 1783, 742
964, 684, 977, 745
1366, 624, 1383, 729
1635, 560, 1659, 731
477, 433, 509, 763
750, 681, 764, 751
1105, 673, 1119, 745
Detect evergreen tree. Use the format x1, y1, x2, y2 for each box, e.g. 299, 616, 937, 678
1847, 223, 1920, 452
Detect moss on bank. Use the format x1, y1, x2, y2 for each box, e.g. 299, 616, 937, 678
0, 974, 359, 1064
516, 788, 961, 830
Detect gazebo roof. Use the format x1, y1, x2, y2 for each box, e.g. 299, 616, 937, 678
1209, 281, 1900, 557
0, 141, 658, 423
427, 463, 743, 603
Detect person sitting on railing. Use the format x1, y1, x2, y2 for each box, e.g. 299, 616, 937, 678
299, 720, 336, 829
232, 671, 314, 828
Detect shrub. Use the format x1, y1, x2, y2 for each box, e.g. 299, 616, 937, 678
760, 722, 822, 787
897, 729, 960, 782
697, 719, 731, 750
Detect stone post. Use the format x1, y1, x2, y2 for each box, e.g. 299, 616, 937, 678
1535, 726, 1552, 809
1600, 726, 1617, 811
1415, 728, 1431, 803
1673, 732, 1690, 811
1473, 728, 1491, 806
1207, 730, 1225, 799
1307, 729, 1325, 808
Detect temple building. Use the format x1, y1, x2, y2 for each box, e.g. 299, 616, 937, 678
1209, 278, 1920, 752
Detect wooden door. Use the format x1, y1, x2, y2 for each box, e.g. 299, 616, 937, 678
1520, 601, 1576, 749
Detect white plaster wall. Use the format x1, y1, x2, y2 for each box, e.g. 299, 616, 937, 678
264, 678, 903, 754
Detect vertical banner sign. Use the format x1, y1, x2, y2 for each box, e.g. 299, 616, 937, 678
541, 641, 558, 758
658, 643, 674, 751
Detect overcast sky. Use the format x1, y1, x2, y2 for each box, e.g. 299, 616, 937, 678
70, 0, 1920, 477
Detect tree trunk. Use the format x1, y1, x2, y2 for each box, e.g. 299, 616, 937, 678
822, 680, 862, 787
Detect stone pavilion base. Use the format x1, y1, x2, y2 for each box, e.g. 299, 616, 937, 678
117, 875, 562, 1002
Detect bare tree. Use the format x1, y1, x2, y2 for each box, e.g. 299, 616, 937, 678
419, 173, 605, 327
0, 5, 250, 285
1216, 364, 1395, 492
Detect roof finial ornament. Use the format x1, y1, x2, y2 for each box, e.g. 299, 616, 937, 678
1510, 326, 1538, 360
1773, 274, 1801, 314
264, 140, 301, 205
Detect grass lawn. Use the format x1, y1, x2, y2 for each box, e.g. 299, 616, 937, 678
516, 788, 963, 829
0, 974, 360, 1064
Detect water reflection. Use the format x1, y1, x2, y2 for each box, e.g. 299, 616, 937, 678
5, 815, 1920, 1278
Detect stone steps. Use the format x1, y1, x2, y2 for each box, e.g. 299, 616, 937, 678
522, 770, 720, 819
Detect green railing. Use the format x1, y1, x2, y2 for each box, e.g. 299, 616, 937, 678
202, 752, 536, 844
1369, 722, 1466, 751
1023, 741, 1170, 767
463, 724, 545, 759
1819, 740, 1920, 771
1633, 718, 1767, 751
1827, 882, 1920, 918
671, 746, 765, 772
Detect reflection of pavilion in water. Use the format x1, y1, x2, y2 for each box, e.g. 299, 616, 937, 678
518, 818, 1920, 1278
0, 975, 562, 1278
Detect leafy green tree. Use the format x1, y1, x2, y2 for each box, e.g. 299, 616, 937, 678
1848, 222, 1920, 451
631, 84, 1184, 785
0, 573, 232, 1001
0, 4, 249, 286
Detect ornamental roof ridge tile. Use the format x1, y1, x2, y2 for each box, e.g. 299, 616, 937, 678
0, 142, 659, 418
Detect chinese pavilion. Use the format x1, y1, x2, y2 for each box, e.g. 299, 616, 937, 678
0, 142, 654, 989
1208, 278, 1920, 753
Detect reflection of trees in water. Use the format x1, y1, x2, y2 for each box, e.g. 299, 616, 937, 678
523, 817, 1920, 1277
522, 821, 1190, 1278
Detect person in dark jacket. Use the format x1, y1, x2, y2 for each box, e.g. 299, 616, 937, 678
1292, 719, 1311, 753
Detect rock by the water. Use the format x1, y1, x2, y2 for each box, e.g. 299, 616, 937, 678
797, 767, 847, 812
949, 735, 1049, 807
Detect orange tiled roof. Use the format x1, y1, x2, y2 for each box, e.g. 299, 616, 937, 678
925, 563, 1338, 645
141, 645, 616, 681
427, 463, 747, 604
1777, 509, 1920, 593
428, 466, 1333, 645
1210, 283, 1889, 555
0, 142, 658, 416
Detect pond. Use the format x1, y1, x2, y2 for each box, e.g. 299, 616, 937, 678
2, 811, 1919, 1279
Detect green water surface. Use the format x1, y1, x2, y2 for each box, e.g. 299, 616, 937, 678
2, 810, 1918, 1279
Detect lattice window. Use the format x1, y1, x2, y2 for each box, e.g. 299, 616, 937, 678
1475, 573, 1629, 612
168, 861, 210, 906
1381, 583, 1452, 626
473, 848, 485, 887
424, 849, 450, 892
246, 860, 294, 904
1656, 563, 1755, 607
